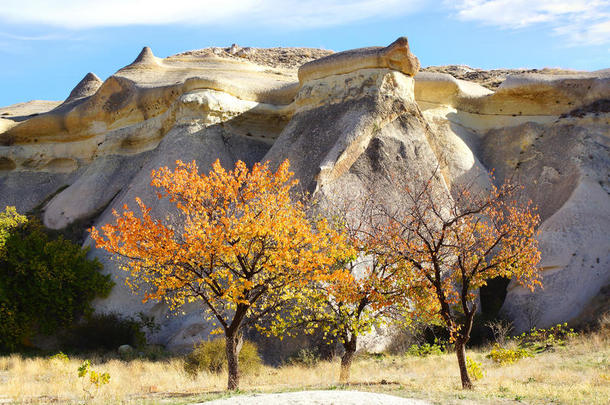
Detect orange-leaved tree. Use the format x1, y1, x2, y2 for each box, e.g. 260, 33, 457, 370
321, 223, 407, 384
379, 173, 541, 389
90, 159, 350, 390
268, 198, 409, 383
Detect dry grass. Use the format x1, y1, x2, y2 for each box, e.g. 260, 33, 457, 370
0, 329, 608, 404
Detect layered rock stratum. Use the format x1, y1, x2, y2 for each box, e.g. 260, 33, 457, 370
0, 38, 608, 351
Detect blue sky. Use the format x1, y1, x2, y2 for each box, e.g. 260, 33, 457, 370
1, 0, 609, 107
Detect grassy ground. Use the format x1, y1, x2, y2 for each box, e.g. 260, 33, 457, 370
0, 328, 607, 404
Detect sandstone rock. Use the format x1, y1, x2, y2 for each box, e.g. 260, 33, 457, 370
63, 72, 103, 105
416, 68, 609, 333
43, 153, 152, 229
0, 171, 79, 213
0, 37, 608, 348
0, 100, 62, 134
175, 46, 333, 70
0, 49, 296, 173
298, 37, 419, 84
421, 65, 588, 90
125, 46, 160, 69
481, 112, 610, 332
264, 42, 447, 354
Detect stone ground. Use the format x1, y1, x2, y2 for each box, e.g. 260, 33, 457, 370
198, 390, 430, 405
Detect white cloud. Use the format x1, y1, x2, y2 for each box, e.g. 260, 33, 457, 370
0, 0, 426, 30
0, 32, 75, 41
448, 0, 610, 45
2, 0, 608, 47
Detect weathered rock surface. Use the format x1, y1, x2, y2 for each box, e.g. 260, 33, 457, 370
0, 38, 608, 349
298, 37, 419, 84
63, 72, 103, 105
421, 65, 590, 90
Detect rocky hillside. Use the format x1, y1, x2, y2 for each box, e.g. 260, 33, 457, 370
0, 38, 608, 351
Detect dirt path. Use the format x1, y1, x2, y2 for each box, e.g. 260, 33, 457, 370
198, 390, 430, 404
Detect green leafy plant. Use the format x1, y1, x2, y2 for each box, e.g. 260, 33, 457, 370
0, 206, 27, 254
184, 339, 262, 377
514, 323, 577, 353
406, 343, 444, 357
49, 352, 70, 363
78, 359, 110, 399
466, 357, 484, 380
486, 323, 576, 366
487, 344, 532, 365
0, 209, 113, 351
287, 348, 320, 367
406, 339, 448, 357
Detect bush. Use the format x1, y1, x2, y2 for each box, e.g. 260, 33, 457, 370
184, 339, 262, 376
466, 357, 484, 380
49, 351, 70, 363
487, 344, 532, 365
287, 348, 320, 367
0, 210, 113, 351
485, 319, 513, 347
63, 312, 147, 351
514, 323, 577, 352
405, 339, 448, 357
78, 359, 111, 399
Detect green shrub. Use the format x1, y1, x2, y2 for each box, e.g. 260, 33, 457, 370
287, 348, 320, 367
78, 359, 111, 399
63, 312, 147, 351
0, 206, 27, 252
514, 323, 577, 352
406, 340, 447, 357
49, 351, 70, 363
184, 339, 262, 376
466, 356, 484, 380
0, 210, 113, 351
484, 323, 577, 366
487, 344, 532, 365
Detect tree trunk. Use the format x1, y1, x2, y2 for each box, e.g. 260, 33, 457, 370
225, 332, 243, 390
339, 336, 357, 384
455, 339, 473, 389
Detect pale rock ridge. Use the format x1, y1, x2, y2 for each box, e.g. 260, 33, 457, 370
415, 70, 610, 121
421, 65, 590, 90
298, 37, 420, 84
0, 100, 62, 135
0, 47, 300, 173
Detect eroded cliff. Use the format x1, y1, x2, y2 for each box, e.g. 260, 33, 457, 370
0, 38, 608, 349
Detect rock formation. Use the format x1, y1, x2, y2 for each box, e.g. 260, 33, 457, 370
63, 72, 103, 105
0, 37, 608, 350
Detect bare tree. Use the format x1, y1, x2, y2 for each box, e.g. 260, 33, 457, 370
374, 170, 542, 389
